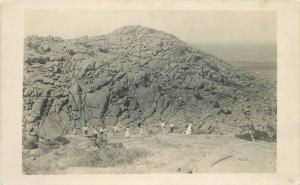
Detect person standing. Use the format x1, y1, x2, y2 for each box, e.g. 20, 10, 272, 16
170, 123, 175, 133
94, 127, 105, 148
73, 127, 78, 135
138, 122, 143, 135
125, 127, 130, 138
92, 126, 98, 138
139, 127, 143, 135
186, 123, 193, 135
247, 128, 255, 141
71, 121, 77, 135
82, 125, 88, 136
113, 126, 118, 135
99, 127, 105, 140
159, 119, 166, 134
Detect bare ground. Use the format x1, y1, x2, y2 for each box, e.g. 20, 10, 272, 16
62, 134, 276, 174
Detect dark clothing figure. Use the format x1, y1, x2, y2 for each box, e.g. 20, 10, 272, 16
98, 128, 104, 139
92, 127, 98, 138
82, 126, 88, 136
170, 123, 175, 133
94, 127, 107, 147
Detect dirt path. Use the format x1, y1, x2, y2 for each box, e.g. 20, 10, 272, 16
63, 134, 276, 174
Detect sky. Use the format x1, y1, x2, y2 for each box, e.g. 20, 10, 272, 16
25, 10, 276, 44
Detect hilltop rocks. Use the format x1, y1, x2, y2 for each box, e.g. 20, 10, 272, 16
23, 25, 277, 148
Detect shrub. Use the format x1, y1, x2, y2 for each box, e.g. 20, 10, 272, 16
94, 137, 108, 147
54, 136, 70, 145
235, 132, 253, 141
68, 49, 76, 56
235, 128, 275, 142
24, 141, 38, 149
39, 136, 70, 149
27, 41, 40, 50
253, 129, 271, 141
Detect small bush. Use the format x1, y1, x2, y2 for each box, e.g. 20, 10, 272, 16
39, 137, 70, 149
213, 101, 220, 108
94, 137, 108, 147
235, 132, 253, 141
24, 141, 38, 149
194, 93, 202, 100
235, 128, 275, 142
27, 41, 40, 50
98, 47, 109, 53
68, 49, 76, 56
253, 129, 271, 141
54, 136, 70, 145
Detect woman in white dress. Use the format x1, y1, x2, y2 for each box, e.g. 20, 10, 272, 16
125, 128, 130, 138
113, 126, 118, 135
186, 123, 192, 135
159, 119, 166, 134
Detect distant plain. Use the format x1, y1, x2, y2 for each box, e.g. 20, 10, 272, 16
193, 43, 277, 81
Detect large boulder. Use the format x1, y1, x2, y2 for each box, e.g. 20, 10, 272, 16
38, 113, 71, 139
136, 87, 159, 118
85, 86, 110, 119
84, 77, 112, 93
31, 97, 48, 119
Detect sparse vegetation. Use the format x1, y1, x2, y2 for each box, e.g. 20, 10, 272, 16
23, 137, 147, 174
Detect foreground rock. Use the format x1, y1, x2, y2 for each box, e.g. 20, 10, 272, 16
23, 25, 277, 147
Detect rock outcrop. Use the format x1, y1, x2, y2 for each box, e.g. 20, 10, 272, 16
23, 25, 277, 147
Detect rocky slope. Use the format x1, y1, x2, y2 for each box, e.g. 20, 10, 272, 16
23, 25, 276, 148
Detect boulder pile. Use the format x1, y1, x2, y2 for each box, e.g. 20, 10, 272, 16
23, 25, 276, 147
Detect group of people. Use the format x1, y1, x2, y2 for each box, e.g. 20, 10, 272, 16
124, 121, 143, 138
159, 119, 193, 135
72, 118, 194, 140
73, 125, 106, 139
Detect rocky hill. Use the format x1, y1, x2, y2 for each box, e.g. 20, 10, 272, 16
23, 25, 276, 148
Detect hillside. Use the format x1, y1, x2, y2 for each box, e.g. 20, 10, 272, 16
23, 25, 276, 148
